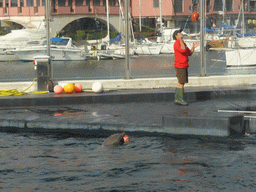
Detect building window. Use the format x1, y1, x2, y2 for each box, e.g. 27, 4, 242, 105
76, 0, 83, 6
69, 0, 72, 8
0, 0, 2, 7
37, 0, 40, 6
52, 0, 56, 11
42, 0, 45, 6
154, 0, 159, 8
206, 0, 211, 12
214, 0, 233, 12
21, 0, 24, 6
58, 0, 66, 6
27, 0, 34, 7
109, 0, 115, 6
93, 0, 100, 6
11, 0, 18, 7
86, 0, 90, 5
174, 0, 183, 13
226, 0, 233, 12
213, 0, 222, 11
250, 0, 256, 12
192, 0, 199, 12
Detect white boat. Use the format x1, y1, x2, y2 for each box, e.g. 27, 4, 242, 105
225, 48, 256, 67
133, 39, 163, 55
11, 37, 86, 61
157, 28, 200, 54
134, 44, 163, 55
91, 48, 134, 60
85, 41, 135, 60
229, 36, 256, 49
97, 50, 125, 60
0, 28, 46, 61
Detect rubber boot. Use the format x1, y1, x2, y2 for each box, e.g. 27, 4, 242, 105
174, 88, 179, 104
174, 88, 188, 106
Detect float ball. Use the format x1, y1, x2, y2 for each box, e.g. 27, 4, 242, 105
53, 85, 63, 94
75, 84, 83, 93
92, 82, 103, 93
191, 10, 199, 22
63, 83, 75, 93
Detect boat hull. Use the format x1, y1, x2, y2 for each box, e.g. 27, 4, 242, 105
0, 52, 20, 61
225, 48, 256, 67
12, 48, 86, 61
135, 45, 163, 55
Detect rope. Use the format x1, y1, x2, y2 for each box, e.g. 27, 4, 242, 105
82, 89, 117, 93
0, 79, 48, 97
183, 12, 192, 31
183, 0, 198, 31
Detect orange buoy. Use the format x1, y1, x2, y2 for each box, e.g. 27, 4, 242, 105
75, 84, 83, 93
63, 83, 75, 93
53, 85, 63, 94
191, 10, 199, 22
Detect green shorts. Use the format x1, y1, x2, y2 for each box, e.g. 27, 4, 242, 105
175, 68, 188, 84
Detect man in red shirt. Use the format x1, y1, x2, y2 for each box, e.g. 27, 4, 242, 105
173, 29, 199, 105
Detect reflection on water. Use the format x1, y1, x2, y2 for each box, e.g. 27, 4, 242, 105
1, 133, 256, 191
1, 51, 256, 82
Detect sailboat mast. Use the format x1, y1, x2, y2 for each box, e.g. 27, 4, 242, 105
139, 0, 142, 34
242, 0, 245, 37
222, 0, 225, 23
160, 0, 163, 39
46, 0, 50, 57
106, 0, 110, 46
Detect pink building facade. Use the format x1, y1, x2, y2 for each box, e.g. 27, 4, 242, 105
0, 0, 256, 32
0, 0, 121, 17
131, 0, 256, 32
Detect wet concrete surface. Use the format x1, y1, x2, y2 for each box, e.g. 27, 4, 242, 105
1, 85, 256, 137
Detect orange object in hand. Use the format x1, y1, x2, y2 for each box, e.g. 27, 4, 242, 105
191, 10, 199, 22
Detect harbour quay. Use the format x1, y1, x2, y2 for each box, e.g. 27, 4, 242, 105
1, 75, 256, 138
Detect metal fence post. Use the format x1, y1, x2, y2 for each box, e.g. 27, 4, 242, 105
200, 0, 206, 76
125, 0, 131, 79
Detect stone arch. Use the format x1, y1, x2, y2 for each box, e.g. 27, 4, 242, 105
0, 17, 45, 29
50, 15, 122, 37
0, 15, 123, 37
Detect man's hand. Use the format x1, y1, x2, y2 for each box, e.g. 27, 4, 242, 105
190, 41, 200, 55
193, 41, 200, 49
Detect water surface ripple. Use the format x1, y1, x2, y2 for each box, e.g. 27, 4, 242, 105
1, 133, 256, 191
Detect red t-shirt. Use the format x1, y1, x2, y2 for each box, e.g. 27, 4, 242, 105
174, 40, 192, 69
